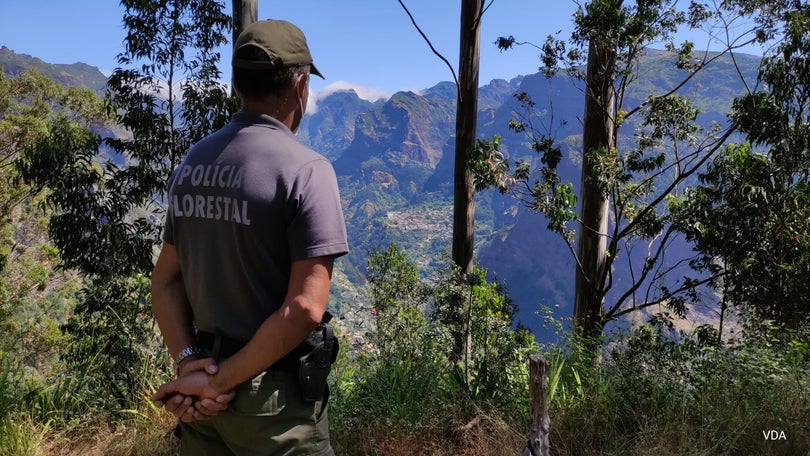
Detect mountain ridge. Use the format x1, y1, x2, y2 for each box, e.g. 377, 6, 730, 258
1, 46, 763, 340
1, 46, 108, 92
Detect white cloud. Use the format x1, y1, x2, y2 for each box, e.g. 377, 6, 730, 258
135, 77, 391, 116
308, 81, 392, 114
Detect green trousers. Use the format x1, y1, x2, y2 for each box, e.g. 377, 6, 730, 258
178, 368, 333, 456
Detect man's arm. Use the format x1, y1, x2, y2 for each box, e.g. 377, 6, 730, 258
151, 242, 232, 420
153, 255, 334, 402
151, 242, 197, 361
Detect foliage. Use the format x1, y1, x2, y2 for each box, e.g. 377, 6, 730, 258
365, 244, 432, 356
477, 1, 777, 338
332, 244, 538, 450
0, 414, 50, 456
0, 70, 100, 428
0, 69, 107, 322
19, 0, 235, 280
14, 0, 236, 419
329, 289, 810, 455
542, 318, 810, 455
432, 265, 537, 411
60, 274, 166, 410
674, 3, 810, 330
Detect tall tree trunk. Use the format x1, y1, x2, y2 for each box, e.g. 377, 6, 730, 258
452, 0, 482, 378
573, 40, 616, 340
231, 0, 258, 96
232, 0, 258, 45
452, 0, 482, 276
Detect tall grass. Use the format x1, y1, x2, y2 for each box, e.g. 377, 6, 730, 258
328, 306, 809, 455
547, 323, 810, 455
3, 244, 809, 455
329, 248, 536, 455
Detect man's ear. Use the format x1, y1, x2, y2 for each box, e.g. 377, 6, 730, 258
297, 72, 310, 96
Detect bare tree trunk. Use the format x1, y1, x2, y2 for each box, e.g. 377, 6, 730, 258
232, 0, 258, 45
231, 0, 258, 95
521, 354, 551, 456
573, 40, 615, 341
452, 0, 482, 276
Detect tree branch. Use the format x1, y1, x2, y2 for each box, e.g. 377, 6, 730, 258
615, 125, 736, 242
623, 36, 758, 121
607, 224, 676, 317
396, 0, 460, 92
611, 273, 722, 319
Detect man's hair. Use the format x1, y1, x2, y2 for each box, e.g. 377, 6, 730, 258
232, 45, 309, 99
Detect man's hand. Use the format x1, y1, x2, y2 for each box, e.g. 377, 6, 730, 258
155, 357, 235, 422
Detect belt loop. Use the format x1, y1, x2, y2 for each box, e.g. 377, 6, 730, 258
212, 333, 223, 362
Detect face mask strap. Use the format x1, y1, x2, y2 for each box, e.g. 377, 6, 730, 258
292, 71, 308, 134
297, 74, 305, 116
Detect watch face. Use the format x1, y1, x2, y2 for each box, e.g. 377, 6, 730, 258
176, 346, 201, 363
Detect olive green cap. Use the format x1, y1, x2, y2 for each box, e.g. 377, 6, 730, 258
232, 19, 324, 78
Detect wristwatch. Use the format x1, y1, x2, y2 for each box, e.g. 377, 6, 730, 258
175, 345, 203, 366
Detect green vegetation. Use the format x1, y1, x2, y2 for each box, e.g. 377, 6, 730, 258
0, 47, 108, 92
544, 321, 810, 455
7, 242, 807, 455
2, 1, 810, 455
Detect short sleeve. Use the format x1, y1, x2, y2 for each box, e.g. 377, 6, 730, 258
287, 159, 349, 260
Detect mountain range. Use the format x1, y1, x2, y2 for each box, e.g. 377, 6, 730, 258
1, 47, 763, 341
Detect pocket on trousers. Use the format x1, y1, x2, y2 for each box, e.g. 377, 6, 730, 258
228, 371, 287, 416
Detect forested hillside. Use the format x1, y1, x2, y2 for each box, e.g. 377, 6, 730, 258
1, 1, 809, 454
0, 46, 762, 338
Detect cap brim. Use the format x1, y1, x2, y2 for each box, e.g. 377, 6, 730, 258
310, 63, 324, 79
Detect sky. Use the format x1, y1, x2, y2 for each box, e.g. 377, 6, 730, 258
0, 0, 573, 99
0, 1, 762, 106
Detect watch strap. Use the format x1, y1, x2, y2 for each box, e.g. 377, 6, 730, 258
175, 345, 203, 365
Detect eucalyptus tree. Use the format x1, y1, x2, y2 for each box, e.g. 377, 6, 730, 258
396, 0, 490, 368
674, 1, 810, 332
452, 0, 487, 276
231, 0, 257, 95
479, 0, 769, 341
17, 0, 236, 407
397, 0, 489, 275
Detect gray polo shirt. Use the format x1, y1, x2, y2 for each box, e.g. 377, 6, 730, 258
163, 112, 349, 342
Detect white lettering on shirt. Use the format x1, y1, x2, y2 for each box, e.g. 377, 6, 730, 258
170, 164, 251, 225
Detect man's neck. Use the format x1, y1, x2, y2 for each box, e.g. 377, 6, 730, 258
241, 97, 296, 131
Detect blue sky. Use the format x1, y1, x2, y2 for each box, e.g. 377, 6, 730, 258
1, 1, 572, 97
1, 1, 761, 104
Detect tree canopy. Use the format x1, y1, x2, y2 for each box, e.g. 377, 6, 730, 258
476, 0, 785, 340
674, 3, 810, 330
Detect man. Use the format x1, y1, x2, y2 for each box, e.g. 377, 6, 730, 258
151, 19, 348, 455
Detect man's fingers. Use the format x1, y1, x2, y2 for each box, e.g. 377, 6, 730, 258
179, 357, 218, 377
196, 398, 228, 415
193, 409, 211, 421
180, 403, 197, 423
215, 391, 236, 404
163, 394, 186, 413
165, 395, 194, 419
152, 380, 178, 406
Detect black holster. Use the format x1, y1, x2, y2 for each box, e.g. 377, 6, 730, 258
296, 313, 338, 402
196, 312, 338, 402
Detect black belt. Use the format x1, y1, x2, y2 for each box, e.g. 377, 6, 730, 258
196, 330, 301, 370
196, 331, 241, 358
195, 312, 334, 372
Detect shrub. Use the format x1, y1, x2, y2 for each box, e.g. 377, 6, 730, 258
548, 320, 810, 455
330, 244, 538, 454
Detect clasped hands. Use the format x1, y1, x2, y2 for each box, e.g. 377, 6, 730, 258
152, 357, 235, 422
